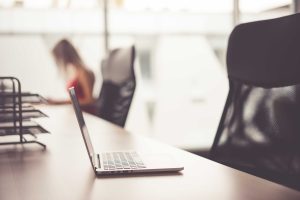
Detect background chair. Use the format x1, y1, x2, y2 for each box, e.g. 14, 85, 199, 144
210, 14, 300, 190
93, 45, 136, 127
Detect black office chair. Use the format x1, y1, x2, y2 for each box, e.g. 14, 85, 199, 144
210, 14, 300, 190
94, 45, 136, 127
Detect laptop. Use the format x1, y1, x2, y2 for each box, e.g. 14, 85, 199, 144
69, 87, 184, 175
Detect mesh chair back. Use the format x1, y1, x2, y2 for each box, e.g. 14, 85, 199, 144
96, 45, 136, 127
211, 14, 300, 188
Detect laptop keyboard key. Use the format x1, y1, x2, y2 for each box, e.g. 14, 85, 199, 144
101, 152, 145, 170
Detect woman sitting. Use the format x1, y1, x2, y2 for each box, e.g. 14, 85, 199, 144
48, 39, 95, 106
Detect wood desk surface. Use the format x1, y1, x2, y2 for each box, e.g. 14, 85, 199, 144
1, 105, 300, 200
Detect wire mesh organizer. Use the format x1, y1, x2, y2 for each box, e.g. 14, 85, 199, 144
0, 77, 48, 148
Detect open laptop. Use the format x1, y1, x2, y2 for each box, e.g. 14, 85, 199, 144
69, 87, 183, 175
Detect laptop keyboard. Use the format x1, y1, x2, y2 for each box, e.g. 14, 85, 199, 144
101, 151, 146, 170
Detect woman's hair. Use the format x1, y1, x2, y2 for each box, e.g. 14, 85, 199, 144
52, 39, 84, 70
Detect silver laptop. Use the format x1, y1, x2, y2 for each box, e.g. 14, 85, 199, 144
69, 87, 183, 175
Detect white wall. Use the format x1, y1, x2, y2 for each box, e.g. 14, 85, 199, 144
0, 35, 67, 97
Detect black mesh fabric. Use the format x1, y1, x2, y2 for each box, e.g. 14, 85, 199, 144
96, 78, 135, 127
211, 14, 300, 189
94, 46, 136, 127
216, 80, 300, 176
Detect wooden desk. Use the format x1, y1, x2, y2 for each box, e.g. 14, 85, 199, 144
1, 105, 300, 200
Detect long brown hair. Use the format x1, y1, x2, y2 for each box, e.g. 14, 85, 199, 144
52, 39, 84, 70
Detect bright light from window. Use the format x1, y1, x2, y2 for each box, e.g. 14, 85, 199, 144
55, 0, 69, 8
0, 0, 291, 12
0, 0, 14, 8
240, 0, 290, 13
23, 0, 52, 8
123, 0, 233, 13
69, 0, 97, 9
123, 0, 290, 13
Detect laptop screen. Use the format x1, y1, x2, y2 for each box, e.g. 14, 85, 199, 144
69, 87, 95, 166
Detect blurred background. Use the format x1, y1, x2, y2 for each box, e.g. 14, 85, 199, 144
0, 0, 293, 152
